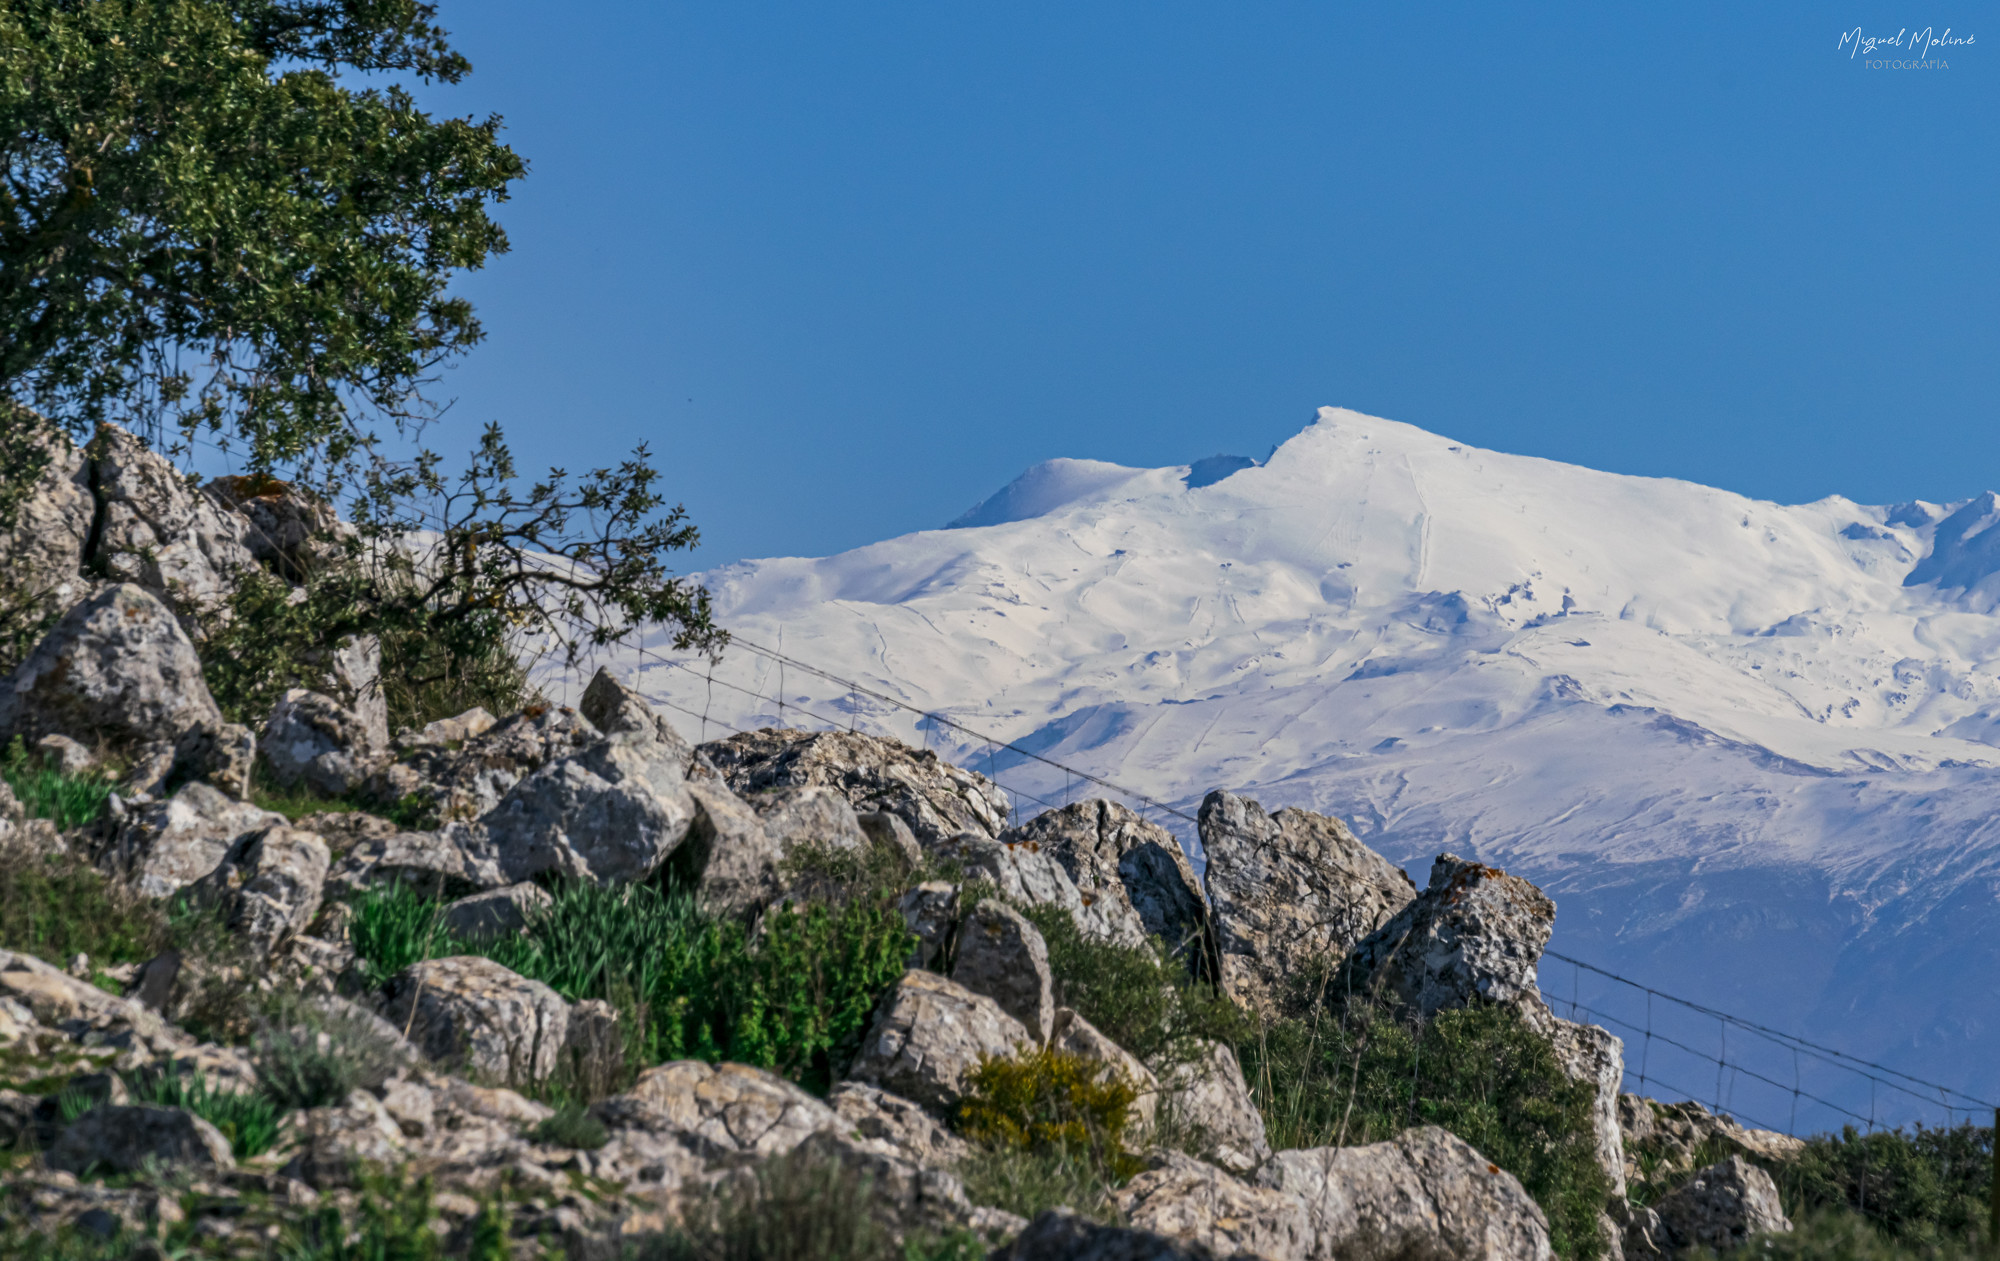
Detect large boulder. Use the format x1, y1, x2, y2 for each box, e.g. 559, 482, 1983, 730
381, 957, 571, 1087
440, 882, 551, 941
1643, 1155, 1791, 1256
191, 826, 330, 958
106, 781, 285, 898
480, 730, 698, 885
579, 667, 697, 769
1619, 1094, 1804, 1193
595, 1060, 838, 1163
1001, 799, 1215, 970
1257, 1126, 1553, 1261
1114, 1151, 1312, 1261
87, 423, 256, 624
261, 688, 382, 796
0, 585, 227, 787
1197, 791, 1415, 1012
46, 1104, 235, 1175
0, 422, 92, 655
846, 970, 1034, 1116
827, 1082, 973, 1169
368, 704, 598, 825
930, 830, 1145, 944
698, 727, 1010, 847
669, 780, 785, 920
745, 784, 870, 853
951, 900, 1056, 1043
323, 826, 505, 901
1159, 1039, 1270, 1175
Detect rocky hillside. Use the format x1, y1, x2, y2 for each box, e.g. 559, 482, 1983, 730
0, 422, 1913, 1259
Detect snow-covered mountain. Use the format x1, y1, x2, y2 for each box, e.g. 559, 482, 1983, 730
606, 407, 2000, 1124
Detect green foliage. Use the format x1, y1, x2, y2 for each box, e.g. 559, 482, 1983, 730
1770, 1123, 1994, 1251
955, 1141, 1119, 1224
649, 1146, 898, 1261
282, 1165, 453, 1261
124, 1064, 283, 1158
1020, 902, 1252, 1070
245, 759, 362, 823
0, 0, 521, 475
1752, 1209, 1989, 1261
349, 880, 464, 986
0, 830, 167, 968
253, 998, 408, 1111
348, 880, 915, 1094
0, 737, 114, 830
1243, 1001, 1613, 1261
532, 1101, 608, 1151
957, 1047, 1142, 1184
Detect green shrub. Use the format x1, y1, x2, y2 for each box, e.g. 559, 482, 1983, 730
1770, 1123, 1993, 1250
254, 999, 408, 1111
652, 1146, 898, 1261
1018, 902, 1253, 1071
532, 1101, 608, 1151
124, 1064, 284, 1159
0, 836, 168, 968
1752, 1208, 1988, 1260
349, 881, 465, 986
1244, 1001, 1613, 1261
955, 1141, 1120, 1224
958, 1047, 1142, 1179
0, 739, 115, 830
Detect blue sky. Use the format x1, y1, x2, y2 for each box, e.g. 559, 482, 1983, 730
410, 2, 1996, 568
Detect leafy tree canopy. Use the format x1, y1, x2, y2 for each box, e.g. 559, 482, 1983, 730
0, 0, 522, 473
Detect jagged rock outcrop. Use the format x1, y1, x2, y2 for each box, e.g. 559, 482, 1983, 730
1197, 791, 1416, 1012
898, 881, 959, 968
670, 780, 784, 920
105, 781, 284, 898
1619, 1095, 1805, 1193
190, 826, 330, 958
87, 424, 256, 626
1114, 1151, 1312, 1261
1000, 799, 1215, 970
929, 829, 1147, 943
367, 704, 599, 824
951, 900, 1056, 1042
0, 950, 257, 1093
322, 826, 505, 900
1257, 1125, 1553, 1261
203, 473, 347, 583
381, 957, 572, 1087
0, 585, 247, 797
699, 727, 1010, 846
1635, 1156, 1791, 1257
846, 970, 1034, 1115
1339, 853, 1629, 1196
0, 424, 92, 651
579, 667, 698, 769
1160, 1039, 1270, 1176
827, 1082, 974, 1168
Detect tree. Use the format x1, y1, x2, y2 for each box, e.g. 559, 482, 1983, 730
0, 0, 522, 475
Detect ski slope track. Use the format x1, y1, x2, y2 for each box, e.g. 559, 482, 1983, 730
606, 407, 2000, 1113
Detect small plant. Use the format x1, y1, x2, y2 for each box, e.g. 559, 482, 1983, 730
0, 737, 115, 831
246, 759, 360, 823
280, 1166, 454, 1261
124, 1064, 284, 1158
955, 1140, 1120, 1224
958, 1048, 1141, 1175
254, 999, 408, 1111
1771, 1121, 1994, 1249
0, 834, 168, 968
664, 1146, 896, 1261
532, 1101, 608, 1150
348, 881, 464, 985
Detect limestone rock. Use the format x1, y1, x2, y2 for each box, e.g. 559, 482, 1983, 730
382, 956, 571, 1087
47, 1104, 235, 1175
0, 585, 225, 781
480, 731, 697, 884
34, 733, 97, 776
105, 781, 285, 898
1649, 1156, 1791, 1255
827, 1082, 973, 1168
279, 1090, 408, 1188
1258, 1126, 1553, 1261
192, 825, 331, 957
1339, 853, 1552, 1019
1545, 1015, 1629, 1200
262, 688, 381, 796
997, 1209, 1241, 1260
372, 704, 598, 825
1051, 1007, 1159, 1131
1620, 1095, 1805, 1193
951, 900, 1056, 1042
323, 827, 504, 900
203, 473, 347, 583
846, 969, 1033, 1116
440, 882, 552, 941
413, 705, 496, 748
857, 809, 924, 868
745, 784, 869, 852
1114, 1151, 1312, 1261
930, 830, 1145, 944
698, 727, 1010, 846
1197, 791, 1415, 1011
1160, 1039, 1269, 1176
899, 881, 960, 968
793, 1126, 1027, 1244
596, 1060, 838, 1163
87, 424, 255, 623
670, 779, 784, 920
579, 667, 696, 767
1002, 799, 1214, 968
0, 422, 92, 653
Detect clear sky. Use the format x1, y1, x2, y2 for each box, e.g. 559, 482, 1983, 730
407, 2, 1996, 568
